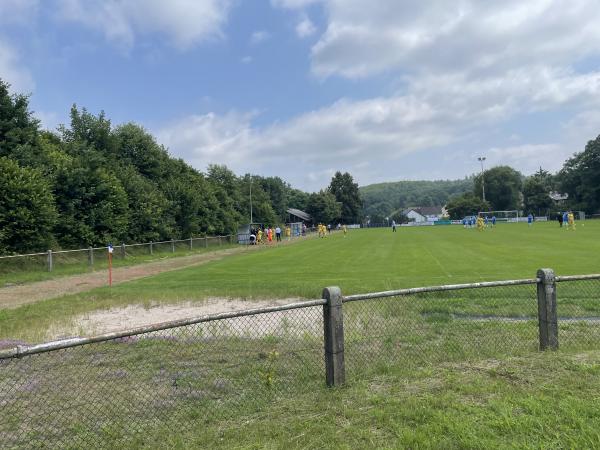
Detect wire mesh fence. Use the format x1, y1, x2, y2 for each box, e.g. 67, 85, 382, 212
0, 304, 324, 449
0, 235, 236, 281
343, 282, 539, 377
1, 273, 599, 447
556, 277, 600, 351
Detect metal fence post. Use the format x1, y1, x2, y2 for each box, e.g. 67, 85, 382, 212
171, 239, 175, 253
88, 246, 94, 267
149, 241, 153, 255
121, 243, 126, 259
189, 237, 193, 251
323, 286, 345, 386
47, 250, 53, 272
537, 268, 558, 350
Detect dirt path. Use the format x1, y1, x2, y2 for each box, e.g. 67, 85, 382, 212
0, 246, 254, 310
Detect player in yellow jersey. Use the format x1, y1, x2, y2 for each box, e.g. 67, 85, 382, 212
285, 226, 291, 241
568, 212, 576, 230
476, 216, 484, 231
257, 229, 263, 243
343, 224, 347, 237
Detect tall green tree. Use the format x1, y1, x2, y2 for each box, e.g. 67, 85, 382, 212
328, 171, 362, 223
306, 190, 341, 225
446, 193, 490, 220
523, 168, 554, 215
558, 135, 600, 213
0, 157, 57, 253
474, 166, 522, 211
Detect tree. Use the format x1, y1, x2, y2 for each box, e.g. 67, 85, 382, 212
0, 157, 57, 253
328, 171, 362, 223
558, 135, 600, 213
306, 190, 341, 225
446, 193, 490, 220
523, 168, 554, 215
474, 166, 522, 211
0, 79, 43, 166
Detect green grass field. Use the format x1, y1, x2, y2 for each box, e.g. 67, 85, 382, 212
2, 221, 600, 448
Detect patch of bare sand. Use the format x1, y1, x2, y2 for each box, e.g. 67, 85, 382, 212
48, 298, 323, 341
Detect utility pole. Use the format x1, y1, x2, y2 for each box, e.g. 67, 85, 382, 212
249, 176, 253, 224
478, 156, 486, 202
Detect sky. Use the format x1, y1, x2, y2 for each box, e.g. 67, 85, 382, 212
1, 0, 600, 192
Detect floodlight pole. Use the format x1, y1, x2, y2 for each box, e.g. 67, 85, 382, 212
249, 177, 253, 224
478, 156, 486, 202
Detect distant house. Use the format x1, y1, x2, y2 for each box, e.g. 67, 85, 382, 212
403, 206, 446, 223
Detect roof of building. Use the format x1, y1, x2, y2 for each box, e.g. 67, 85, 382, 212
287, 208, 311, 221
404, 206, 444, 216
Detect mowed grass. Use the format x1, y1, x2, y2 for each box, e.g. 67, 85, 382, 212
2, 222, 600, 448
1, 221, 599, 342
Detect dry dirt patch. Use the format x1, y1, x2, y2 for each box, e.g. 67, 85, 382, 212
47, 298, 323, 341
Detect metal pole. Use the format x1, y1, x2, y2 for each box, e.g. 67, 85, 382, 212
478, 156, 486, 202
250, 177, 253, 224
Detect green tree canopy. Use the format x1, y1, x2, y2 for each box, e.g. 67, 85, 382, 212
307, 190, 341, 225
446, 193, 490, 220
328, 171, 362, 223
474, 166, 523, 211
523, 168, 555, 215
558, 135, 600, 213
0, 157, 57, 253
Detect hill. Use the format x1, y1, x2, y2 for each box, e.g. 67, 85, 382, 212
360, 178, 474, 221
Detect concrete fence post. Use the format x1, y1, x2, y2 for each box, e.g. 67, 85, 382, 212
537, 268, 558, 350
171, 239, 175, 253
323, 286, 345, 386
149, 241, 154, 255
205, 237, 208, 248
47, 250, 53, 272
189, 237, 193, 251
88, 246, 94, 267
121, 243, 126, 259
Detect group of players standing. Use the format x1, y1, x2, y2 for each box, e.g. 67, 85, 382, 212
249, 225, 290, 245
318, 223, 348, 238
463, 215, 497, 231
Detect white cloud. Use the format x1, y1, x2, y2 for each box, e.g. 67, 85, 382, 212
487, 144, 564, 174
310, 0, 600, 79
0, 41, 35, 92
250, 30, 270, 45
296, 15, 316, 38
271, 0, 323, 9
241, 56, 253, 64
56, 0, 232, 50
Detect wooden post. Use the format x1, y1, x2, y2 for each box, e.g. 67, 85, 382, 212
47, 250, 53, 272
121, 243, 126, 259
149, 241, 153, 255
323, 286, 345, 386
171, 239, 175, 253
189, 237, 193, 251
88, 246, 94, 267
537, 268, 558, 350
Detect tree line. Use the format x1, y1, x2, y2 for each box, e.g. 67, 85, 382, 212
0, 80, 362, 254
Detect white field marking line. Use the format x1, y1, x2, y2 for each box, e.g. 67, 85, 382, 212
423, 246, 452, 278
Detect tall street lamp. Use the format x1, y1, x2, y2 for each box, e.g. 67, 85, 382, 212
477, 156, 486, 202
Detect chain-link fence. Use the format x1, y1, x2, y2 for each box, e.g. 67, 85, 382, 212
1, 271, 599, 448
0, 235, 236, 280
0, 301, 325, 449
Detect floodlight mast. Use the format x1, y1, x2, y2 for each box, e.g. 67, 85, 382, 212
477, 156, 486, 202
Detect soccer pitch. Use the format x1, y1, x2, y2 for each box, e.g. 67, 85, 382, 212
2, 220, 598, 342
105, 220, 600, 300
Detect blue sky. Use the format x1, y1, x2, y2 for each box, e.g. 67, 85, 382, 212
2, 0, 600, 191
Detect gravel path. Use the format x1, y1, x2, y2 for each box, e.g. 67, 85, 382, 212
0, 246, 249, 310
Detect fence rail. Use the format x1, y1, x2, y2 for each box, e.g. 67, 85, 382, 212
0, 234, 236, 273
1, 269, 599, 447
